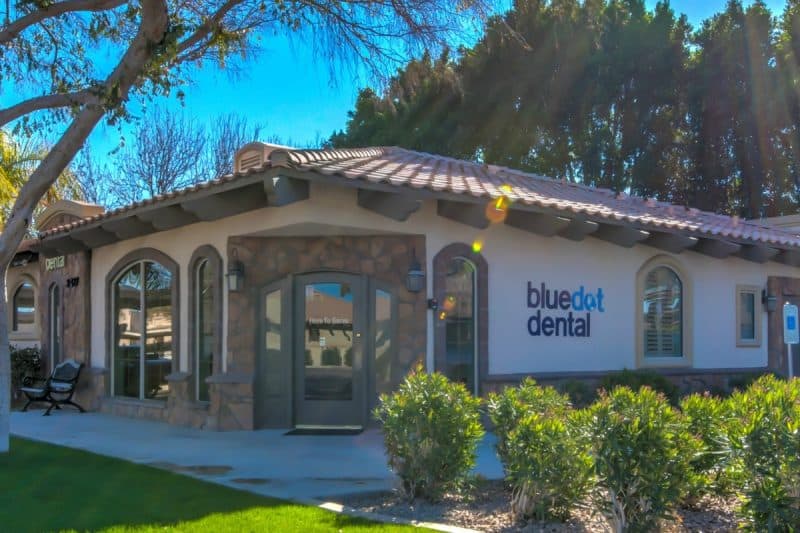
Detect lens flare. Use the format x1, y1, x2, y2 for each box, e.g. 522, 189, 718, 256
485, 197, 509, 223
472, 239, 483, 253
485, 184, 514, 224
438, 311, 448, 321
442, 295, 456, 312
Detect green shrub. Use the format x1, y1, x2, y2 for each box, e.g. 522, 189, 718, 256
486, 378, 571, 471
727, 371, 775, 393
320, 347, 342, 366
10, 345, 41, 398
581, 386, 699, 532
599, 369, 679, 405
680, 393, 732, 500
505, 411, 593, 522
373, 366, 484, 501
559, 379, 596, 407
726, 375, 800, 530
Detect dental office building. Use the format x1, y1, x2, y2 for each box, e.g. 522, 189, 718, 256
12, 143, 800, 430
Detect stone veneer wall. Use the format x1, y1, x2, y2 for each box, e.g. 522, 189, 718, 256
38, 250, 94, 408
483, 368, 775, 400
225, 234, 428, 430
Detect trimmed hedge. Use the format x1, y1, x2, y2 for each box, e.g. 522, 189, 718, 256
486, 378, 571, 471
377, 369, 800, 530
598, 369, 679, 405
580, 386, 699, 532
374, 366, 484, 501
10, 345, 41, 399
726, 375, 800, 530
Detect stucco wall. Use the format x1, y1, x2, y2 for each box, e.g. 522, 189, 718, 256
88, 182, 800, 379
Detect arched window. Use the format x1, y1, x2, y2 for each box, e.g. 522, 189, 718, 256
434, 243, 488, 395
49, 284, 62, 367
195, 259, 214, 402
112, 259, 174, 400
637, 256, 691, 366
12, 281, 35, 331
189, 245, 222, 403
442, 257, 478, 393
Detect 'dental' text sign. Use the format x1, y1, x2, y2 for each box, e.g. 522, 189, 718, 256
527, 282, 606, 338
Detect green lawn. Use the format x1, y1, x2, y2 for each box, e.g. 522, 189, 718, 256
0, 437, 420, 532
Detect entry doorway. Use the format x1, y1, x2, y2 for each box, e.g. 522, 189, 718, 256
294, 273, 367, 428
256, 271, 396, 430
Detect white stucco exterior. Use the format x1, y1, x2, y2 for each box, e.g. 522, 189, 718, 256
89, 182, 800, 377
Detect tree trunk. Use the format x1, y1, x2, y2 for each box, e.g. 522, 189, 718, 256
0, 273, 8, 453
0, 0, 169, 453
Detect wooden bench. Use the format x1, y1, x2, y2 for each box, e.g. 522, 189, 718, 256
20, 359, 86, 416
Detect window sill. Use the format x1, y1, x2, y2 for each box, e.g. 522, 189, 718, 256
107, 397, 168, 409
736, 340, 761, 348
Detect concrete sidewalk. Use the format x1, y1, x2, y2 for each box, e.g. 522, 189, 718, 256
10, 410, 503, 501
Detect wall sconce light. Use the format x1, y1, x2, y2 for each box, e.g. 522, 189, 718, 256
226, 248, 245, 292
405, 248, 425, 293
763, 289, 778, 313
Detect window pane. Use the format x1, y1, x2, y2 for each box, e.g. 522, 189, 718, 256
444, 258, 476, 392
114, 265, 141, 398
144, 262, 172, 401
264, 288, 283, 395
197, 260, 214, 402
13, 282, 35, 331
643, 267, 682, 357
304, 282, 353, 401
739, 291, 756, 340
375, 289, 394, 397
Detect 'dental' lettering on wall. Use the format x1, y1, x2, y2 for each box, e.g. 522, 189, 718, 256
527, 282, 605, 338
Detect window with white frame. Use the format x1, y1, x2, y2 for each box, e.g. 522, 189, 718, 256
736, 285, 761, 347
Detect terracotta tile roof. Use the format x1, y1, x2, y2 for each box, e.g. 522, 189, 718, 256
39, 145, 800, 250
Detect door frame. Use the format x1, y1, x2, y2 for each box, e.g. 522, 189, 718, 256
293, 271, 368, 428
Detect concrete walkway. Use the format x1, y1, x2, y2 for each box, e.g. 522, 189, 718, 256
10, 410, 503, 501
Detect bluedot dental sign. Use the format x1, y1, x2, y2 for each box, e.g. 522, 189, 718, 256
527, 282, 605, 337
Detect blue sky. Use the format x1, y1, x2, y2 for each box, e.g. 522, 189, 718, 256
85, 0, 787, 155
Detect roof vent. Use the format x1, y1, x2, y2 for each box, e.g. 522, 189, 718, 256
233, 142, 295, 174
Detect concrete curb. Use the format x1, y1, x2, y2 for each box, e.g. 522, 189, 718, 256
301, 498, 480, 533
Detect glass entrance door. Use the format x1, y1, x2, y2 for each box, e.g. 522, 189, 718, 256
294, 273, 366, 427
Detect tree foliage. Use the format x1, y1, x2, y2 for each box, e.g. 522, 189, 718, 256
0, 131, 82, 228
331, 0, 800, 218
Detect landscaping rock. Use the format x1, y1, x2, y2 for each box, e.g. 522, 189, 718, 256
336, 481, 739, 532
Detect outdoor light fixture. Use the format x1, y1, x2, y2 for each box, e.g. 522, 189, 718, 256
405, 248, 425, 293
763, 289, 778, 313
226, 248, 245, 292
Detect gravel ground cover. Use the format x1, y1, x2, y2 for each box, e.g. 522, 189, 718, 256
337, 481, 740, 532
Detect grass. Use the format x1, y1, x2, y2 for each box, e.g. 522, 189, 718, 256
0, 437, 421, 532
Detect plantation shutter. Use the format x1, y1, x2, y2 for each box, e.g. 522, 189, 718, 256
643, 267, 682, 358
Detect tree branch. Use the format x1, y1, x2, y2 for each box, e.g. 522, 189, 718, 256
0, 90, 96, 128
0, 0, 127, 46
176, 0, 240, 56
0, 0, 169, 262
